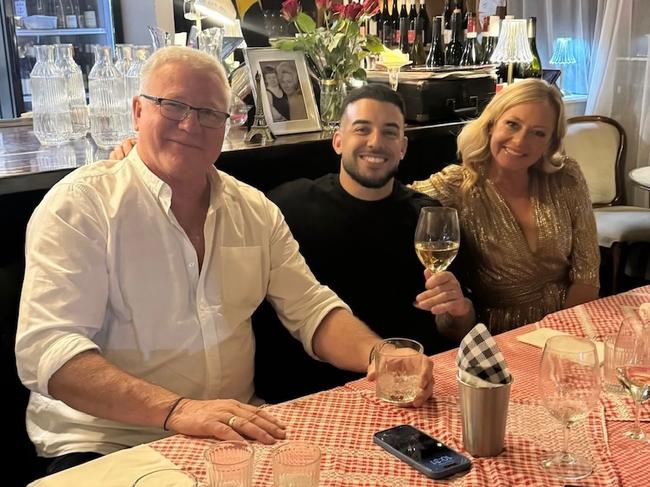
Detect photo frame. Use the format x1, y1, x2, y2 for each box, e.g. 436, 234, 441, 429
243, 47, 321, 135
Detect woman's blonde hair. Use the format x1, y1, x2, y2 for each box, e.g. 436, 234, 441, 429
457, 78, 567, 193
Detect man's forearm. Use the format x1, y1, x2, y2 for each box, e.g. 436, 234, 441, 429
312, 308, 382, 372
48, 350, 179, 429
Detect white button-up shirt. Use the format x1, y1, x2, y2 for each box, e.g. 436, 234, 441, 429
16, 148, 348, 457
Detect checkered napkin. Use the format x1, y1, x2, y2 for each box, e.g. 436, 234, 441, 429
456, 323, 512, 387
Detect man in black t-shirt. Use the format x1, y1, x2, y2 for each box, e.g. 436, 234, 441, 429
254, 84, 475, 402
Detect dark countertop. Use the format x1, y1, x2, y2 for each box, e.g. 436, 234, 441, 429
0, 120, 465, 195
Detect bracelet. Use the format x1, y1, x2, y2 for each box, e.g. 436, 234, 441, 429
163, 396, 185, 431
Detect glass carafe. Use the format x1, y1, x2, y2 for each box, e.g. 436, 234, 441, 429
124, 46, 151, 135
30, 45, 73, 145
88, 46, 129, 149
55, 44, 89, 140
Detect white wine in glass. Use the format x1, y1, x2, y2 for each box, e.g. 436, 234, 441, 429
539, 335, 600, 481
614, 315, 650, 441
414, 207, 460, 274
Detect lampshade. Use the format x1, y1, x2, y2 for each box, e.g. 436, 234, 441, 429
490, 19, 534, 64
549, 37, 577, 65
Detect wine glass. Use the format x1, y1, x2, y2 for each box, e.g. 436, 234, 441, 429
614, 314, 650, 441
539, 335, 601, 481
414, 206, 460, 274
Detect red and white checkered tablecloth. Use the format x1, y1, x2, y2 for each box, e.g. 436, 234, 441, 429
150, 286, 650, 486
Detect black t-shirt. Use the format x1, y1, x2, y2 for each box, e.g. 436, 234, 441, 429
254, 174, 458, 402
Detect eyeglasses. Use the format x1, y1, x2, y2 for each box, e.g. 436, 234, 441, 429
140, 94, 230, 129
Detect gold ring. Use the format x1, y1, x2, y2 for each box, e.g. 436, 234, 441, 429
227, 415, 238, 428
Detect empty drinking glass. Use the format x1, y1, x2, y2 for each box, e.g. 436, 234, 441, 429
272, 442, 321, 487
539, 335, 600, 480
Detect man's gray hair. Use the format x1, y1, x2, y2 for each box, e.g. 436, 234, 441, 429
140, 46, 231, 103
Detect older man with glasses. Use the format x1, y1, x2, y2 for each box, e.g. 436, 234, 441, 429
15, 46, 432, 476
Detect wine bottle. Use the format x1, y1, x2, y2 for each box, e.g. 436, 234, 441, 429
391, 0, 400, 47
407, 0, 417, 45
382, 0, 393, 47
442, 0, 452, 44
444, 9, 463, 65
83, 0, 97, 28
523, 17, 542, 78
426, 16, 444, 67
409, 18, 425, 65
417, 0, 429, 47
481, 15, 499, 64
399, 0, 409, 53
64, 0, 78, 28
459, 13, 479, 66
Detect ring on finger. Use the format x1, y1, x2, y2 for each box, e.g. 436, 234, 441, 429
227, 415, 238, 428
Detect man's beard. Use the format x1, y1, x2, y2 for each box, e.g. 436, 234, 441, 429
342, 155, 398, 189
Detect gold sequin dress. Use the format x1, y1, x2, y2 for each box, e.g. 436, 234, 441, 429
410, 158, 599, 333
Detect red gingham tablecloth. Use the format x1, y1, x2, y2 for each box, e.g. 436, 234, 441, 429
150, 286, 650, 486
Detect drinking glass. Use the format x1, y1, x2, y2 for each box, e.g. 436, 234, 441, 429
374, 337, 425, 405
414, 206, 460, 274
204, 441, 254, 487
272, 441, 321, 487
132, 468, 198, 486
614, 315, 650, 441
539, 335, 601, 480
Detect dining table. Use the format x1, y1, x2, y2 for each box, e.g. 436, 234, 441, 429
629, 166, 650, 192
30, 285, 650, 487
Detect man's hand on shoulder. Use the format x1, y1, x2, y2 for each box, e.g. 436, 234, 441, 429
109, 137, 138, 160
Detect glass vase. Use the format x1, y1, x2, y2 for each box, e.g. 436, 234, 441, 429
319, 79, 346, 131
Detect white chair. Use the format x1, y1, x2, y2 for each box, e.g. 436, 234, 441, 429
564, 115, 650, 293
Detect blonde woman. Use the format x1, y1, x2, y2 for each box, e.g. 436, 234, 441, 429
411, 79, 599, 333
275, 61, 307, 120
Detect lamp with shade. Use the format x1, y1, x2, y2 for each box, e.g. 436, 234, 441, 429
490, 18, 533, 85
549, 37, 577, 95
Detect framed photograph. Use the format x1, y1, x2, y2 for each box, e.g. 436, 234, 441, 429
244, 47, 321, 135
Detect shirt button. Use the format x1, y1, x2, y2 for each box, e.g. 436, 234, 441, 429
188, 262, 196, 268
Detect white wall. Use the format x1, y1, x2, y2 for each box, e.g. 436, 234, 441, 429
120, 0, 175, 46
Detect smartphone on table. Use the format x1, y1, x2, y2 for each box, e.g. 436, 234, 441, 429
373, 424, 471, 480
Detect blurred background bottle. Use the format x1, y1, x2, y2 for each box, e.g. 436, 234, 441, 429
426, 15, 444, 67
521, 17, 542, 78
55, 44, 88, 139
30, 45, 73, 145
88, 45, 129, 149
444, 8, 463, 65
459, 13, 480, 66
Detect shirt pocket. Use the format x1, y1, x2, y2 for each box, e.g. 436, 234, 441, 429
218, 246, 266, 313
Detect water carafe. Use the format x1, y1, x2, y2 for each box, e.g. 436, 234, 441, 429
124, 46, 151, 135
30, 45, 73, 145
55, 44, 89, 140
88, 46, 130, 149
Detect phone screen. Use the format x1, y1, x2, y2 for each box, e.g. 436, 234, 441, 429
374, 425, 470, 477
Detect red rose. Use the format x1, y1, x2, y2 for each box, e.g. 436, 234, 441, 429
315, 0, 332, 10
281, 0, 301, 21
344, 2, 363, 20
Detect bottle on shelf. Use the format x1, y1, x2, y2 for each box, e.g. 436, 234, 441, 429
125, 46, 151, 135
14, 1, 28, 28
442, 0, 452, 44
459, 13, 480, 66
114, 44, 133, 75
425, 15, 444, 67
521, 17, 542, 78
409, 17, 425, 65
399, 0, 409, 54
74, 0, 85, 28
391, 0, 400, 47
54, 0, 65, 28
407, 0, 417, 46
55, 44, 88, 139
30, 44, 73, 145
444, 8, 463, 65
64, 0, 78, 28
417, 0, 429, 46
83, 0, 97, 29
381, 0, 393, 47
481, 15, 499, 64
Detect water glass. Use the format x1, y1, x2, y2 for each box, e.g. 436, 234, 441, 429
204, 441, 254, 487
603, 334, 623, 393
132, 468, 198, 486
272, 442, 321, 487
374, 337, 425, 405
